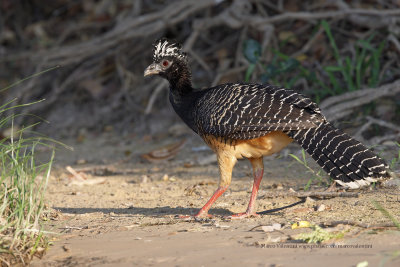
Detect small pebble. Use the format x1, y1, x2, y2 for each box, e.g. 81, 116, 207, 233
316, 204, 326, 212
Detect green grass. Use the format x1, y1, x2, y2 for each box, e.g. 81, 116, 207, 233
372, 200, 400, 230
0, 68, 57, 265
289, 149, 331, 190
0, 131, 54, 264
372, 199, 400, 267
242, 20, 386, 102
321, 20, 385, 95
389, 142, 400, 170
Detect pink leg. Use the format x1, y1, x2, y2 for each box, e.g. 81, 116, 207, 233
192, 154, 236, 218
231, 157, 264, 219
178, 153, 236, 219
194, 186, 229, 218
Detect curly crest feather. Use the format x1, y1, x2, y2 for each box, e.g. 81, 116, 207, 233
152, 38, 187, 62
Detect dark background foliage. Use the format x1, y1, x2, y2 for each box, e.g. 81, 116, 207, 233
1, 0, 400, 143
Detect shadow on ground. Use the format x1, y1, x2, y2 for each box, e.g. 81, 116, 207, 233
54, 200, 305, 217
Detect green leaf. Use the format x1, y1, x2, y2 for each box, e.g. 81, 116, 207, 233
243, 39, 262, 64
321, 20, 340, 62
280, 58, 300, 73
0, 65, 60, 93
244, 64, 256, 82
325, 66, 343, 72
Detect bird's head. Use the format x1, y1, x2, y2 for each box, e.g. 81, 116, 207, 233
144, 38, 188, 80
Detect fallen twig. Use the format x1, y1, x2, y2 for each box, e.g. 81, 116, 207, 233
141, 139, 186, 162
262, 191, 359, 199
323, 220, 399, 229
66, 166, 86, 181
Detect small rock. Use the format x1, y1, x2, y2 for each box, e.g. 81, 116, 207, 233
269, 236, 282, 243
272, 223, 282, 230
305, 196, 316, 207
124, 224, 139, 230
215, 224, 230, 229
76, 159, 87, 165
261, 223, 281, 232
383, 178, 400, 188
316, 204, 326, 212
356, 260, 369, 267
141, 175, 149, 183
261, 226, 274, 232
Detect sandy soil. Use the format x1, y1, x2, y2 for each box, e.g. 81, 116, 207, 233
31, 131, 400, 267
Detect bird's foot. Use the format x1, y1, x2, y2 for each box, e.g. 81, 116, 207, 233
228, 212, 259, 219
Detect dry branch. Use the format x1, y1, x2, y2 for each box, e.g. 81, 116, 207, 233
2, 0, 400, 135
1, 0, 219, 66
250, 8, 400, 27
323, 220, 399, 229
262, 191, 359, 199
320, 79, 400, 121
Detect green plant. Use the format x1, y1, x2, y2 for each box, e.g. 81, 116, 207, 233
242, 21, 386, 103
243, 39, 262, 82
0, 68, 58, 265
0, 130, 54, 263
321, 20, 385, 95
389, 142, 400, 169
296, 225, 345, 243
372, 200, 400, 230
289, 149, 331, 190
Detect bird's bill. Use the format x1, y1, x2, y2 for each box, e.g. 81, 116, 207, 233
144, 63, 162, 77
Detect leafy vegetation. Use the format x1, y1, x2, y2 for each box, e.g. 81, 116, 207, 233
242, 20, 387, 103
296, 225, 345, 243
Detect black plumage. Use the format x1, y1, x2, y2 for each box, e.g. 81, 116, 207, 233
191, 82, 389, 188
144, 38, 391, 217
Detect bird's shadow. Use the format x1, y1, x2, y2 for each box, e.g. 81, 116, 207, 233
54, 200, 305, 217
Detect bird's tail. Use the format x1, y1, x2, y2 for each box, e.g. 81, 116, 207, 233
288, 122, 390, 189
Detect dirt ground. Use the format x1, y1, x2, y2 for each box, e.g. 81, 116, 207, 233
31, 130, 400, 267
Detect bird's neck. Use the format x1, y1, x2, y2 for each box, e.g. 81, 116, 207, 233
167, 65, 193, 98
166, 63, 198, 133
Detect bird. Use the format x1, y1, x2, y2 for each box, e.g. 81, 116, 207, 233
144, 38, 391, 219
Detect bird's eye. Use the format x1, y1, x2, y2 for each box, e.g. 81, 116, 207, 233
162, 60, 169, 67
